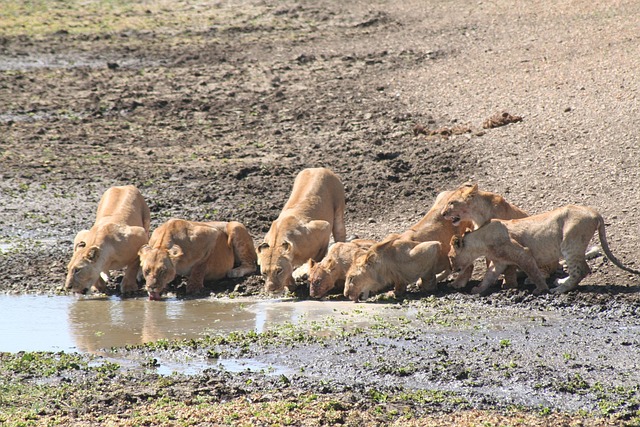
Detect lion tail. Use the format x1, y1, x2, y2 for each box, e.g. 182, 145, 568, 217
597, 215, 640, 275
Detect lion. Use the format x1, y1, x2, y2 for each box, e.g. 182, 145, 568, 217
344, 235, 442, 302
257, 168, 346, 293
393, 190, 473, 288
440, 182, 530, 289
307, 239, 375, 299
65, 185, 150, 295
138, 219, 257, 300
440, 182, 528, 228
448, 205, 640, 296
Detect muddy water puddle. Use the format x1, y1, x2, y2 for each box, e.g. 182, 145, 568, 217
0, 295, 385, 353
0, 295, 394, 375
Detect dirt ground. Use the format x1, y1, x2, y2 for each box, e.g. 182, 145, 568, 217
2, 0, 640, 425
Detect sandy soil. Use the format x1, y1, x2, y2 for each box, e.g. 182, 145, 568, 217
1, 0, 640, 424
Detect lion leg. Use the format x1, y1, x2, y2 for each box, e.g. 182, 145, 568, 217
418, 273, 438, 293
393, 281, 407, 298
508, 245, 549, 295
435, 267, 451, 282
471, 263, 506, 296
551, 229, 594, 293
93, 273, 108, 293
120, 261, 140, 294
292, 263, 311, 283
450, 264, 473, 289
306, 220, 332, 260
186, 262, 207, 294
332, 207, 347, 243
551, 252, 590, 294
502, 265, 519, 289
314, 245, 329, 262
226, 222, 258, 278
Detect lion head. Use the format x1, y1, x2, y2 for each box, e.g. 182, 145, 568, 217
308, 257, 338, 299
448, 234, 475, 274
344, 251, 378, 302
138, 244, 182, 300
441, 183, 478, 226
257, 240, 295, 293
65, 241, 103, 294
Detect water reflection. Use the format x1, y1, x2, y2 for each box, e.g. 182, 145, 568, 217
0, 295, 377, 354
67, 297, 258, 353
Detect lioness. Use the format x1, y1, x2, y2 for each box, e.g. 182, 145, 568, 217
448, 205, 640, 296
139, 219, 257, 300
307, 239, 375, 299
257, 168, 346, 293
394, 190, 473, 288
441, 182, 530, 289
65, 185, 150, 295
344, 236, 442, 302
441, 182, 528, 228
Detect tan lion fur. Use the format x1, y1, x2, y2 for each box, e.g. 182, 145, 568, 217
448, 205, 640, 296
344, 235, 441, 302
440, 183, 530, 289
307, 239, 374, 299
257, 168, 346, 293
392, 190, 473, 288
65, 185, 150, 295
139, 219, 257, 300
441, 183, 528, 229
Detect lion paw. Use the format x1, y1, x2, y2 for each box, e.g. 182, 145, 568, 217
450, 277, 469, 290
532, 287, 549, 296
549, 284, 573, 294
470, 285, 484, 295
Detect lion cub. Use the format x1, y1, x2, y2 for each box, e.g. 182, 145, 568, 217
65, 185, 150, 295
344, 235, 442, 302
139, 219, 257, 300
448, 205, 640, 295
307, 239, 374, 299
257, 168, 346, 293
441, 182, 529, 289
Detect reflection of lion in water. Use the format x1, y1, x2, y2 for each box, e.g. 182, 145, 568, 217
449, 205, 640, 296
65, 185, 150, 295
139, 219, 257, 300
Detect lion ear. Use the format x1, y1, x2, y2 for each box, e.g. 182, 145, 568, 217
74, 241, 87, 252
85, 246, 100, 261
462, 183, 478, 198
168, 244, 183, 260
138, 244, 151, 257
364, 250, 376, 265
307, 258, 316, 269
